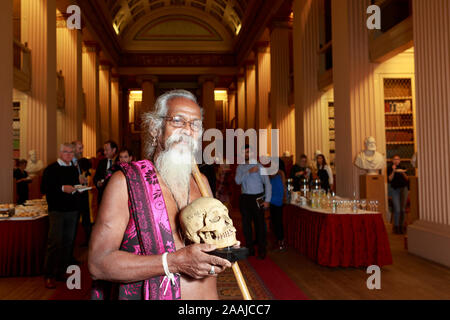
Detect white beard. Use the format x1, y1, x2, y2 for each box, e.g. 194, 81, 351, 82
154, 131, 199, 209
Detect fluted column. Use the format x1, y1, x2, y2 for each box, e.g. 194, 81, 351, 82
110, 76, 120, 145
56, 11, 83, 145
255, 44, 271, 132
237, 75, 246, 130
331, 0, 382, 198
21, 0, 57, 165
245, 62, 256, 129
270, 22, 296, 158
293, 0, 329, 163
199, 75, 217, 130
99, 63, 111, 144
82, 43, 100, 157
0, 0, 13, 202
408, 0, 450, 267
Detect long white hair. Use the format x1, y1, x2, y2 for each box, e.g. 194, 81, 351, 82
141, 89, 202, 160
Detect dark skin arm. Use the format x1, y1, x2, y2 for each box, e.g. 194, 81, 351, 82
88, 171, 231, 283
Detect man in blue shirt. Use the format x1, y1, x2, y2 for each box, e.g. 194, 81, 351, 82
235, 144, 272, 259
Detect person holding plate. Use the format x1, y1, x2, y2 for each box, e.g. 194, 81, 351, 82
387, 154, 409, 234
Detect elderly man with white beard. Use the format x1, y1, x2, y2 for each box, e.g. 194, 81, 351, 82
88, 90, 232, 300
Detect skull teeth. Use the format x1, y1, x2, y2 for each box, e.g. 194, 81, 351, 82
218, 230, 234, 239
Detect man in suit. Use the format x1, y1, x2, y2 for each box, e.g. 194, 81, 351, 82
94, 140, 118, 206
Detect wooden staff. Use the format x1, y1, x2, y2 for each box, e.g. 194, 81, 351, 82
191, 159, 252, 300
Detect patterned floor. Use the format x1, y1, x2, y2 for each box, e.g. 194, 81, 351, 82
217, 259, 274, 300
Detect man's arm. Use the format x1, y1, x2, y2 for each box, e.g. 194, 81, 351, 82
234, 165, 248, 185
88, 171, 231, 283
261, 170, 272, 205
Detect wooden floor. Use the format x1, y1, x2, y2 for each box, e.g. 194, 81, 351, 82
1, 225, 449, 300
268, 226, 450, 300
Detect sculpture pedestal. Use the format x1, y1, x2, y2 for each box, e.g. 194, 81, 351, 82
28, 174, 43, 200
359, 174, 386, 221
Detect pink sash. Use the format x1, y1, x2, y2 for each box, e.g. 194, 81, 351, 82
91, 160, 181, 300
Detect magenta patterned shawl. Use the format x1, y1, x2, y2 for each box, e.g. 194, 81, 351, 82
91, 160, 181, 300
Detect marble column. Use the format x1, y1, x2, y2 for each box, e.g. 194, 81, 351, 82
237, 75, 246, 130
270, 21, 296, 158
293, 0, 329, 163
139, 76, 158, 113
99, 63, 112, 144
82, 43, 100, 158
331, 0, 382, 198
408, 0, 450, 267
110, 76, 120, 145
56, 12, 83, 145
0, 0, 13, 202
21, 0, 57, 165
199, 76, 217, 130
245, 61, 256, 129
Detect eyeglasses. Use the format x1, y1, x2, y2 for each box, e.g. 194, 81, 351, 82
162, 116, 203, 132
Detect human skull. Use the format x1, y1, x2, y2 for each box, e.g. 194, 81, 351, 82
179, 197, 237, 248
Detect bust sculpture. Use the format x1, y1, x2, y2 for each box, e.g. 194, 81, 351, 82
25, 150, 43, 177
354, 137, 385, 175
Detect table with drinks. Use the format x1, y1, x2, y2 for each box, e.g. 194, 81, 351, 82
283, 179, 393, 268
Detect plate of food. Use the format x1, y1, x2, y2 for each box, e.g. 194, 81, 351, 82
0, 204, 14, 211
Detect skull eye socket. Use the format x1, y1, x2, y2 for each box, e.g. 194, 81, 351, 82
209, 215, 220, 223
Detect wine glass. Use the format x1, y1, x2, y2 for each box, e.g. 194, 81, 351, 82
374, 200, 379, 212
360, 199, 367, 211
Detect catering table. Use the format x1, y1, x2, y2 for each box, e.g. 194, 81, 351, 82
0, 215, 49, 277
283, 204, 392, 267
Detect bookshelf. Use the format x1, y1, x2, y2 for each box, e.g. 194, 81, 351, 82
383, 78, 416, 175
13, 102, 20, 161
328, 101, 335, 171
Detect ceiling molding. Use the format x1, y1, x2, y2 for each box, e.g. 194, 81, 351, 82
120, 52, 236, 67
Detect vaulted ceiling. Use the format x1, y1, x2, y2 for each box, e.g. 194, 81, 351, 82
78, 0, 290, 67
106, 0, 247, 38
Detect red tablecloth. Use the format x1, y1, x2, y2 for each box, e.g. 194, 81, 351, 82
283, 205, 393, 267
0, 216, 49, 277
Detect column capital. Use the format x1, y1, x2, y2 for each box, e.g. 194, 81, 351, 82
269, 19, 293, 32
254, 41, 270, 53
136, 75, 158, 86
198, 75, 218, 85
83, 41, 101, 53
244, 60, 256, 68
99, 61, 112, 71
56, 12, 69, 28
